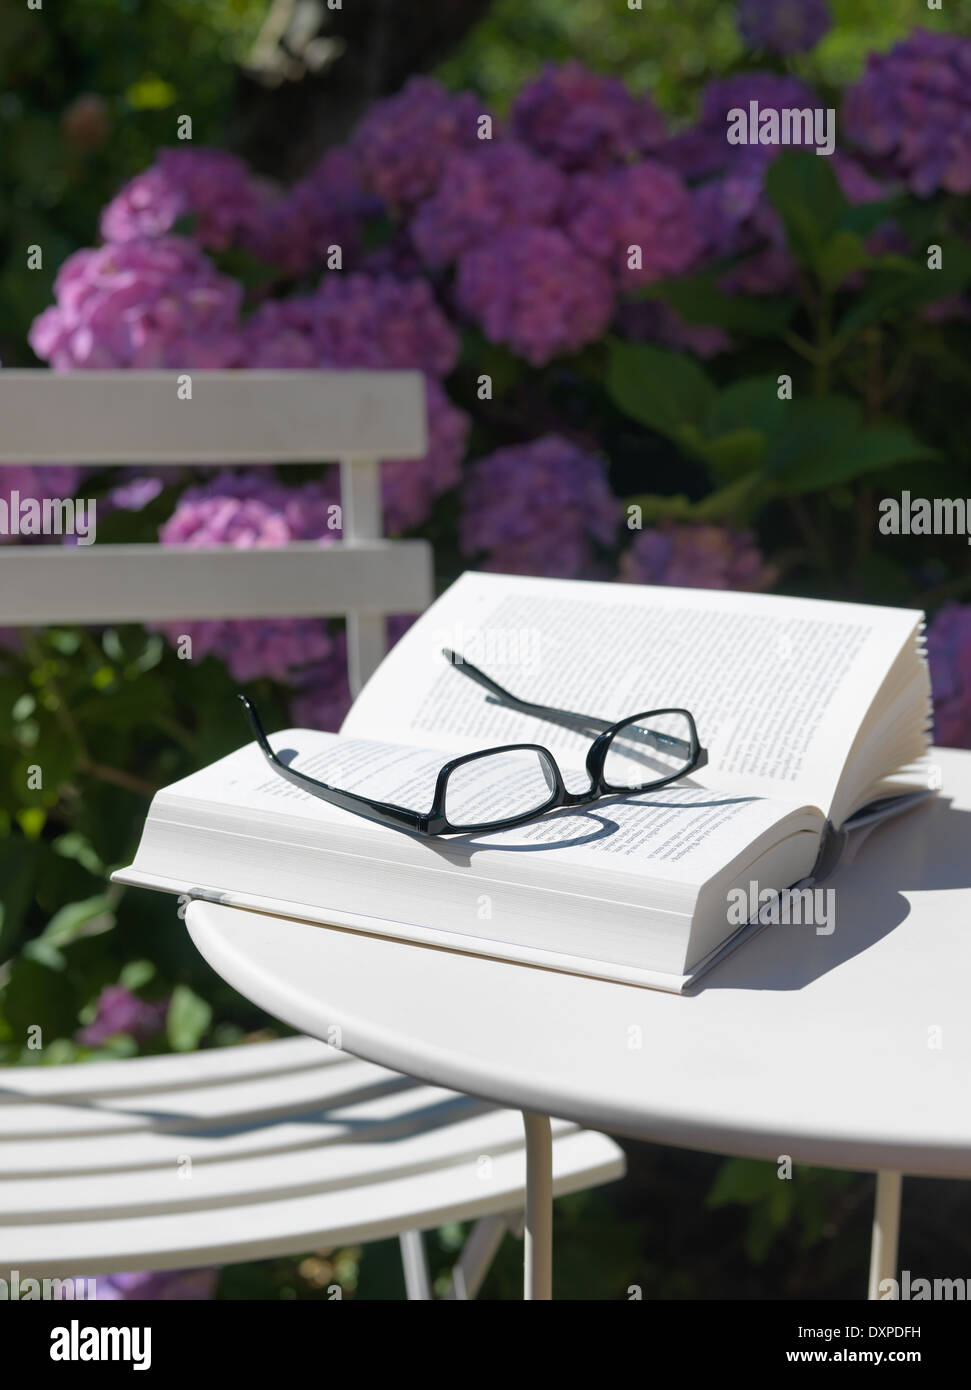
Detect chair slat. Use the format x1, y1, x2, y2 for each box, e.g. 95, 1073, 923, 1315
0, 541, 433, 625
0, 1036, 338, 1100
0, 370, 427, 463
0, 1110, 579, 1222
1, 1130, 624, 1275
0, 1056, 413, 1138
0, 1079, 481, 1177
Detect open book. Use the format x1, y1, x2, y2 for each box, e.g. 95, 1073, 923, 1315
115, 572, 934, 992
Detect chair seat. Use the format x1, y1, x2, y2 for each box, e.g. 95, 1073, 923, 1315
0, 1037, 624, 1276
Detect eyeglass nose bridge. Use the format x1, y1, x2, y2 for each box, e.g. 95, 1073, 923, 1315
583, 728, 617, 791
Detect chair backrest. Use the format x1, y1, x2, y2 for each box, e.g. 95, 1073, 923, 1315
0, 370, 433, 693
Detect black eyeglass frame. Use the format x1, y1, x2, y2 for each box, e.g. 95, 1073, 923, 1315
238, 650, 707, 838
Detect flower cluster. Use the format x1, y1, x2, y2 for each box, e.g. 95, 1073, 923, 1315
510, 60, 664, 171
926, 604, 971, 749
99, 148, 269, 251
155, 472, 341, 683
411, 141, 566, 266
844, 29, 971, 197
456, 227, 613, 366
563, 160, 702, 285
28, 238, 242, 369
735, 0, 832, 57
94, 1270, 218, 1300
460, 434, 618, 578
0, 466, 86, 544
619, 525, 778, 592
351, 76, 484, 208
77, 986, 169, 1047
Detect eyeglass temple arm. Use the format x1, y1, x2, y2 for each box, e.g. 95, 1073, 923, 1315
237, 695, 423, 833
442, 650, 696, 757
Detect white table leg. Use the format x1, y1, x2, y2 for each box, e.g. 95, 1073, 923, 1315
867, 1171, 902, 1300
522, 1111, 553, 1300
399, 1229, 432, 1300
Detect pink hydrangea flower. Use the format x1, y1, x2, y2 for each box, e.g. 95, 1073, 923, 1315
28, 238, 242, 369
77, 986, 169, 1046
460, 434, 618, 577
99, 147, 269, 251
456, 227, 613, 366
0, 466, 86, 544
155, 472, 341, 683
620, 525, 777, 591
411, 141, 565, 266
94, 1270, 218, 1300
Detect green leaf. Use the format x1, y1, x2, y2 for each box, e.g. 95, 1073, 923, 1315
765, 398, 937, 494
832, 240, 971, 349
166, 984, 212, 1052
41, 893, 116, 948
606, 340, 715, 444
711, 376, 788, 429
644, 272, 795, 336
765, 151, 846, 269
816, 230, 869, 292
695, 428, 766, 481
119, 959, 157, 992
625, 472, 773, 526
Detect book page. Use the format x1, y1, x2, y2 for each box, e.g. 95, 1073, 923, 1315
146, 729, 819, 897
344, 571, 923, 818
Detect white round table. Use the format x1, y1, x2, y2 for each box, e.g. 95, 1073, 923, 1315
186, 747, 971, 1299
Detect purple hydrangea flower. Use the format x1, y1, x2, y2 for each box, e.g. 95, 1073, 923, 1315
692, 167, 796, 295
663, 73, 823, 179
351, 77, 485, 209
843, 30, 971, 196
289, 630, 352, 733
241, 278, 468, 535
615, 299, 732, 358
248, 148, 377, 274
104, 472, 168, 513
289, 615, 418, 732
306, 273, 460, 377
0, 466, 86, 544
99, 148, 270, 251
155, 472, 341, 682
736, 0, 832, 57
411, 141, 566, 266
619, 525, 777, 591
77, 986, 169, 1047
456, 227, 613, 366
927, 604, 971, 749
381, 378, 468, 534
244, 273, 459, 376
460, 434, 618, 578
562, 160, 703, 284
511, 61, 663, 172
28, 238, 243, 369
94, 1270, 218, 1300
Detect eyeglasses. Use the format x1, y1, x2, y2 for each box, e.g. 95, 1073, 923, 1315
239, 649, 707, 837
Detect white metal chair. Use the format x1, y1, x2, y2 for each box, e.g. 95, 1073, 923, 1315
0, 370, 625, 1298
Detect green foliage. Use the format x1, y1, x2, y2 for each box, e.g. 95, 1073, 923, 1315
707, 1158, 853, 1264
